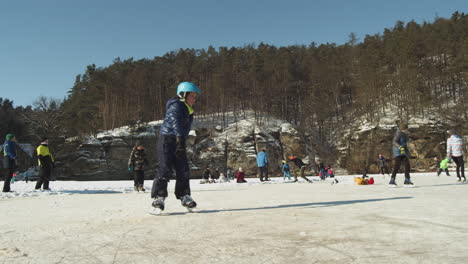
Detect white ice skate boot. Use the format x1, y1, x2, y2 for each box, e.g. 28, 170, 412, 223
150, 197, 165, 215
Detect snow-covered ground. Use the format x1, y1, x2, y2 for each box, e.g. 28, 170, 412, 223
1, 173, 468, 263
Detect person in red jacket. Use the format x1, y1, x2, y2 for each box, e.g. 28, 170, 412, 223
236, 167, 247, 183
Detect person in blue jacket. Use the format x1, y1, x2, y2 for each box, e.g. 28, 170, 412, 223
151, 82, 200, 213
389, 122, 413, 186
281, 160, 291, 181
256, 149, 269, 181
3, 134, 17, 192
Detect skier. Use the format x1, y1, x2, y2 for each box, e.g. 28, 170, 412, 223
446, 130, 466, 182
236, 167, 247, 183
281, 160, 291, 181
2, 134, 17, 192
256, 149, 269, 181
436, 157, 451, 177
377, 154, 389, 176
289, 156, 312, 183
35, 137, 55, 190
150, 82, 200, 214
389, 123, 413, 186
128, 143, 149, 192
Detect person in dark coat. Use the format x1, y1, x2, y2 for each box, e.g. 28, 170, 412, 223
200, 166, 211, 184
389, 123, 413, 186
151, 82, 200, 212
2, 134, 17, 192
128, 144, 149, 192
35, 137, 55, 190
211, 167, 220, 183
377, 154, 389, 176
289, 156, 312, 183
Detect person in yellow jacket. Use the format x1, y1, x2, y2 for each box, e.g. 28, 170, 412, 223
35, 137, 55, 190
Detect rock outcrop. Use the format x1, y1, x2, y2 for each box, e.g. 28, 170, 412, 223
333, 113, 460, 173
53, 113, 314, 180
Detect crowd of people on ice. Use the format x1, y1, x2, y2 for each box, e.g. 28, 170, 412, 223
2, 82, 466, 214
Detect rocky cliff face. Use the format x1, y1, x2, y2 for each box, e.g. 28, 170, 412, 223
50, 110, 465, 180
54, 113, 313, 180
332, 113, 463, 174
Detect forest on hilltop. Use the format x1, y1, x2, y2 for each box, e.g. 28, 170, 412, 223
2, 12, 468, 150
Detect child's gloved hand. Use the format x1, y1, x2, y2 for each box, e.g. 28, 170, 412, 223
399, 146, 406, 154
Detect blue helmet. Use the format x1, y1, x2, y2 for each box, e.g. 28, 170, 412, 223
177, 82, 200, 95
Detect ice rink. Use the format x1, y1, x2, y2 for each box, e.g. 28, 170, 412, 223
1, 173, 467, 264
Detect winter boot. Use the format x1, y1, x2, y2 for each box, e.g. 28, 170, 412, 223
152, 197, 165, 211
181, 195, 197, 209
404, 178, 414, 185
388, 177, 397, 186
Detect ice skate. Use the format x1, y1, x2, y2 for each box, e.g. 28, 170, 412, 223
134, 186, 139, 192
388, 178, 397, 187
150, 197, 165, 215
457, 178, 463, 183
181, 195, 197, 213
403, 178, 415, 187
138, 185, 145, 192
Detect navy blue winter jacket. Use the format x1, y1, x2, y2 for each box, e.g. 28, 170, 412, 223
392, 130, 409, 157
3, 140, 17, 169
159, 97, 193, 138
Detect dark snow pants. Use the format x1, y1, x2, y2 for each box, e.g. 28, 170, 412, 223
134, 170, 145, 186
452, 156, 465, 179
437, 168, 450, 176
151, 135, 191, 199
35, 165, 51, 190
258, 166, 268, 181
391, 156, 410, 179
294, 166, 312, 182
2, 168, 14, 192
379, 166, 389, 175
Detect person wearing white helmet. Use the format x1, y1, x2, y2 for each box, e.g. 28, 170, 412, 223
151, 82, 200, 214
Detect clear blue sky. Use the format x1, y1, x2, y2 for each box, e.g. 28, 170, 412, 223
1, 0, 466, 107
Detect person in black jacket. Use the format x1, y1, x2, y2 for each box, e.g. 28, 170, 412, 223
377, 154, 389, 177
128, 144, 149, 192
2, 134, 17, 192
389, 123, 413, 186
151, 82, 200, 213
200, 166, 211, 184
289, 156, 312, 183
